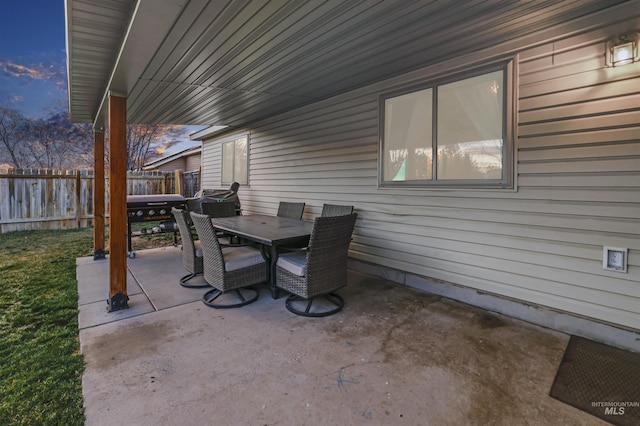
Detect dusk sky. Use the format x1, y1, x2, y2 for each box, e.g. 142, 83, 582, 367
1, 1, 201, 154
1, 1, 67, 118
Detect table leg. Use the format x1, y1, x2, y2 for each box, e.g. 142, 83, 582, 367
127, 220, 133, 256
258, 245, 279, 299
269, 245, 280, 299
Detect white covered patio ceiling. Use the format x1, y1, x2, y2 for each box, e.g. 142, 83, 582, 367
65, 0, 634, 129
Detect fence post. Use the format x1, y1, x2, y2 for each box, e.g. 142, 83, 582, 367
175, 169, 183, 196
75, 170, 81, 228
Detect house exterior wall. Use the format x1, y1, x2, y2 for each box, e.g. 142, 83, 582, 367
201, 22, 640, 331
153, 158, 186, 172
201, 140, 221, 189
184, 153, 201, 172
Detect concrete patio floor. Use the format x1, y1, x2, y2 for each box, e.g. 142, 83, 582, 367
77, 246, 607, 425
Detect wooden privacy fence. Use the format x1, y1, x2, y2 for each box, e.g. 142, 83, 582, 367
181, 170, 201, 197
0, 169, 176, 233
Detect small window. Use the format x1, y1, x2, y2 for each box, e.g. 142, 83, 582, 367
380, 60, 514, 188
221, 135, 248, 185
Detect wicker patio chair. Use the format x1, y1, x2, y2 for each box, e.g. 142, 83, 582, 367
276, 213, 357, 317
277, 201, 306, 219
190, 212, 267, 308
201, 200, 237, 217
172, 207, 208, 288
320, 203, 354, 217
201, 200, 240, 243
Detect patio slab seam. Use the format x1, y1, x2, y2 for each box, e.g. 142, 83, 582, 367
77, 247, 210, 330
127, 263, 158, 312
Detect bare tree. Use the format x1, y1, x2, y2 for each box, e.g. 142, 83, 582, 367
0, 101, 94, 170
126, 124, 164, 170
103, 124, 184, 171
1, 97, 184, 171
24, 113, 94, 169
52, 113, 94, 168
67, 121, 94, 168
27, 117, 59, 168
0, 105, 29, 168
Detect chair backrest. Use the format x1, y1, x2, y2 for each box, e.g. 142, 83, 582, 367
320, 203, 354, 217
305, 213, 357, 286
277, 202, 305, 220
201, 200, 237, 218
190, 212, 226, 280
172, 207, 198, 270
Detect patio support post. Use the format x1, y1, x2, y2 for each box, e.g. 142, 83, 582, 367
93, 129, 106, 260
107, 94, 129, 311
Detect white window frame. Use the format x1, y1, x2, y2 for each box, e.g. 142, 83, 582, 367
221, 134, 249, 185
379, 59, 515, 189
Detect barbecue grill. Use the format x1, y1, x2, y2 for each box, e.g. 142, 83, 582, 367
187, 182, 241, 214
126, 194, 186, 258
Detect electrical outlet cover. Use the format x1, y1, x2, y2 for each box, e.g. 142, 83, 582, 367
603, 246, 628, 273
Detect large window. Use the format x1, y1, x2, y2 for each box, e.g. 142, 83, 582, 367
380, 61, 514, 188
221, 135, 248, 185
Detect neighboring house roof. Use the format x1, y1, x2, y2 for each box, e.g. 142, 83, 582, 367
65, 0, 634, 128
143, 146, 201, 170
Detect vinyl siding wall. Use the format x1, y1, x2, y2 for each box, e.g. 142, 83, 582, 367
184, 153, 201, 172
202, 23, 640, 331
150, 154, 200, 172
155, 158, 185, 172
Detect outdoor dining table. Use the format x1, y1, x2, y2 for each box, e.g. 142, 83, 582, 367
209, 214, 313, 298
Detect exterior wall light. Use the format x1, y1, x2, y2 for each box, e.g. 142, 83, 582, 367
606, 33, 639, 67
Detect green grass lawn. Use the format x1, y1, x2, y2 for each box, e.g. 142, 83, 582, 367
0, 228, 93, 426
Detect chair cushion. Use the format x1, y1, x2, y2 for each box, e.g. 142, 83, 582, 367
276, 252, 306, 277
194, 240, 203, 257
222, 246, 264, 272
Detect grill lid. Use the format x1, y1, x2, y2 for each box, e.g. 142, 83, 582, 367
126, 194, 186, 208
